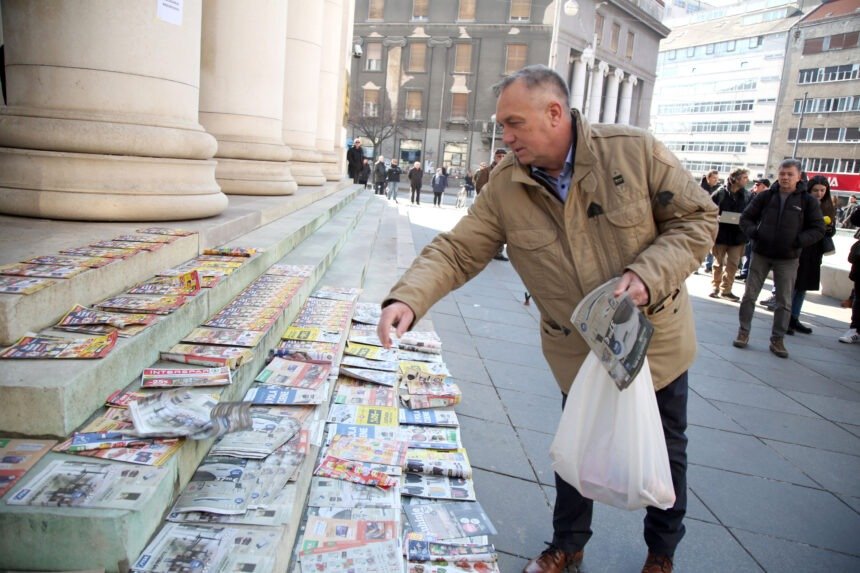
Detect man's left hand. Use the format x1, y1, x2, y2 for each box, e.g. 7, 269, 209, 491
613, 271, 650, 306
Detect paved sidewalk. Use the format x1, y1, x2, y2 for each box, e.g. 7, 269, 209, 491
402, 200, 860, 572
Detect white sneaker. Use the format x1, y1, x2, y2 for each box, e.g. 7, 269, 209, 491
838, 329, 860, 344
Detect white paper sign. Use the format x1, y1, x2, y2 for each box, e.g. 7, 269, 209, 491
157, 0, 183, 26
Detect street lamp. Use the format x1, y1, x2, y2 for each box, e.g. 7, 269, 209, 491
489, 114, 498, 163
549, 1, 584, 70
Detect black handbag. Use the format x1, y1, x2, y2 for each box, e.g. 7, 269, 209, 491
822, 236, 836, 256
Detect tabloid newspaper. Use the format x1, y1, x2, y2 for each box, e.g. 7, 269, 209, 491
130, 523, 232, 572
0, 262, 89, 279
160, 343, 254, 368
299, 538, 403, 573
128, 389, 251, 439
208, 406, 301, 459
307, 477, 401, 509
324, 435, 408, 467
202, 314, 275, 331
126, 271, 201, 296
399, 425, 461, 451
272, 339, 338, 364
135, 226, 195, 236
140, 367, 232, 388
60, 245, 136, 259
113, 233, 177, 244
243, 383, 327, 406
406, 540, 497, 563
0, 275, 56, 295
327, 404, 399, 426
398, 330, 443, 355
254, 357, 331, 389
570, 277, 654, 390
405, 448, 472, 479
340, 366, 399, 387
94, 294, 188, 314
352, 302, 382, 325
0, 331, 118, 359
340, 355, 399, 372
403, 500, 498, 540
182, 326, 264, 348
25, 254, 115, 268
326, 423, 401, 442
400, 408, 459, 427
407, 560, 501, 573
282, 326, 343, 343
401, 473, 477, 501
171, 456, 252, 515
0, 438, 57, 497
57, 304, 157, 329
344, 342, 399, 362
313, 455, 397, 490
333, 378, 398, 407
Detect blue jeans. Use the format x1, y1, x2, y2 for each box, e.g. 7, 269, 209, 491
790, 289, 806, 319
386, 182, 398, 200
553, 373, 688, 557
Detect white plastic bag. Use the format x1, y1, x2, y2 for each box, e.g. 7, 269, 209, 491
549, 353, 676, 511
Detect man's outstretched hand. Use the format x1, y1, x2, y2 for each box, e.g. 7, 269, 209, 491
612, 270, 650, 307
377, 302, 415, 348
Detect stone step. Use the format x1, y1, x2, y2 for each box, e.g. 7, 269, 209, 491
0, 186, 362, 438
0, 188, 394, 572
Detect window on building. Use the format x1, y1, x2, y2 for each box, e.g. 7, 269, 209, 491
458, 0, 476, 20
686, 46, 695, 57
451, 93, 468, 120
405, 90, 423, 120
454, 43, 472, 73
749, 36, 763, 48
368, 0, 384, 20
412, 0, 428, 21
667, 49, 676, 60
626, 32, 635, 59
595, 13, 605, 47
611, 23, 622, 53
706, 43, 715, 55
363, 89, 380, 117
505, 44, 528, 74
726, 39, 736, 52
803, 37, 824, 54
365, 43, 383, 72
408, 42, 427, 73
509, 0, 531, 21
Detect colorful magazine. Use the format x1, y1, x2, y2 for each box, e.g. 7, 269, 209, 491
344, 342, 399, 362
0, 263, 88, 279
325, 435, 408, 467
406, 539, 497, 563
182, 327, 264, 348
141, 367, 232, 388
400, 425, 461, 451
254, 357, 331, 389
243, 384, 326, 406
0, 332, 117, 359
57, 304, 156, 328
202, 246, 257, 257
333, 378, 397, 407
126, 271, 201, 296
327, 404, 398, 426
0, 438, 57, 497
272, 339, 339, 363
340, 366, 399, 387
282, 325, 343, 343
215, 304, 282, 320
400, 409, 460, 427
161, 343, 254, 369
135, 227, 195, 236
326, 424, 401, 442
24, 254, 116, 269
66, 432, 153, 452
405, 448, 472, 479
95, 294, 187, 314
112, 233, 177, 244
202, 314, 274, 332
401, 473, 477, 501
59, 246, 135, 259
314, 455, 397, 490
0, 275, 56, 295
300, 539, 403, 573
90, 239, 159, 252
404, 501, 497, 540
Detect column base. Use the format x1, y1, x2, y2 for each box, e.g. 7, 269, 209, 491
215, 157, 298, 196
0, 147, 227, 221
318, 150, 342, 182
288, 146, 326, 186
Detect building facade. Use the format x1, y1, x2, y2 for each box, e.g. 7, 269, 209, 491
651, 0, 810, 180
767, 0, 860, 197
0, 0, 355, 221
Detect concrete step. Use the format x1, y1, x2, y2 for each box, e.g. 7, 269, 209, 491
0, 186, 362, 438
0, 188, 393, 572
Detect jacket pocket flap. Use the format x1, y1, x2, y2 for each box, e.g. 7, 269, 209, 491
605, 199, 649, 228
508, 228, 558, 250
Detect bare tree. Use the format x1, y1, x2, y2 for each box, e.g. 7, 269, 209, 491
347, 96, 406, 157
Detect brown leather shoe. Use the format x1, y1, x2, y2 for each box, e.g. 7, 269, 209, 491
523, 545, 584, 573
642, 553, 673, 573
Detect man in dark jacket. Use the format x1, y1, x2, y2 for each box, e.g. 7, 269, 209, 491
346, 140, 364, 183
373, 156, 387, 195
708, 168, 751, 301
407, 161, 423, 205
733, 159, 825, 358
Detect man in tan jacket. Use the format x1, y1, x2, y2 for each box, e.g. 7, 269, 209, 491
377, 66, 717, 573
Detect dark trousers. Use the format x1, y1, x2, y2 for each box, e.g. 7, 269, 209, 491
374, 181, 385, 195
852, 280, 860, 329
433, 191, 443, 206
553, 372, 688, 557
411, 186, 421, 204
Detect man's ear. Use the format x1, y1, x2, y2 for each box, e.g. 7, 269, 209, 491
547, 100, 565, 125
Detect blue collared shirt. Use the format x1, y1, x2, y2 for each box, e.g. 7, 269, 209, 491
530, 145, 574, 203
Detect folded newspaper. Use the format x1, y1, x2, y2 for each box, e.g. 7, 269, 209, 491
128, 389, 252, 439
571, 278, 654, 390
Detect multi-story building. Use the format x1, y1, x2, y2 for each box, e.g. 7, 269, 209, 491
768, 0, 860, 198
651, 1, 814, 180
350, 0, 669, 176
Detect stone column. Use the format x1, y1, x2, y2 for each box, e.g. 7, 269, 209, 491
586, 61, 609, 124
570, 55, 590, 113
618, 74, 639, 125
317, 0, 346, 181
602, 68, 624, 124
0, 0, 226, 221
283, 0, 326, 186
199, 0, 296, 195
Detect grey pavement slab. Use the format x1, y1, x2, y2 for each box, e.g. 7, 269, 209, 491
429, 310, 469, 334
794, 354, 860, 384
433, 327, 480, 357
732, 529, 860, 573
711, 400, 860, 455
428, 296, 460, 316
690, 376, 814, 416
463, 317, 542, 347
497, 387, 563, 435
473, 337, 549, 368
838, 493, 860, 513
687, 390, 747, 432
458, 302, 538, 329
440, 350, 492, 385
687, 425, 817, 486
685, 488, 719, 524
516, 426, 556, 486
690, 354, 763, 384
452, 377, 508, 422
783, 389, 860, 425
496, 551, 529, 572
763, 440, 860, 497
458, 415, 535, 481
689, 465, 860, 555
483, 358, 560, 399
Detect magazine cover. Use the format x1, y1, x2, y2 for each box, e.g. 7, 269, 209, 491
403, 501, 498, 540
127, 271, 201, 296
401, 473, 477, 501
405, 448, 472, 479
406, 540, 497, 563
130, 523, 233, 573
182, 327, 264, 348
95, 294, 188, 315
327, 404, 398, 426
254, 357, 331, 389
0, 438, 57, 497
340, 355, 399, 372
399, 331, 443, 354
0, 263, 89, 279
326, 424, 400, 442
340, 366, 399, 387
302, 515, 397, 546
135, 227, 195, 236
300, 538, 403, 573
313, 455, 397, 490
333, 379, 397, 407
90, 239, 159, 252
161, 343, 254, 369
571, 277, 654, 390
215, 304, 282, 320
24, 254, 115, 269
325, 435, 409, 467
400, 409, 460, 428
57, 304, 156, 328
0, 275, 56, 295
282, 326, 343, 343
307, 477, 401, 509
141, 367, 232, 388
8, 459, 167, 509
202, 246, 257, 257
399, 425, 461, 451
243, 384, 326, 406
344, 342, 399, 362
352, 302, 382, 325
0, 331, 117, 359
264, 263, 314, 277
60, 245, 135, 259
272, 339, 338, 364
202, 314, 275, 332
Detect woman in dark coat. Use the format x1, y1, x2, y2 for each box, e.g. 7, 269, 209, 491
840, 207, 860, 343
358, 158, 371, 190
788, 175, 836, 334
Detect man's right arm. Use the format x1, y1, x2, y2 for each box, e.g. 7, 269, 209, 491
740, 190, 766, 239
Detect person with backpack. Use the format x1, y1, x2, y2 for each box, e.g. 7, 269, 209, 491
733, 159, 825, 358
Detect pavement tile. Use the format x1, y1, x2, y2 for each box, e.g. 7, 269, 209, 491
483, 358, 559, 399
434, 328, 480, 357
463, 318, 542, 347
690, 355, 763, 384
686, 487, 718, 524
497, 387, 563, 434
688, 465, 860, 554
763, 440, 860, 497
440, 350, 492, 385
687, 426, 816, 486
710, 401, 860, 455
473, 337, 549, 368
471, 468, 554, 559
453, 291, 530, 312
731, 529, 860, 572
783, 389, 860, 425
458, 302, 538, 328
456, 281, 523, 303
690, 376, 814, 416
837, 494, 860, 513
452, 377, 508, 422
741, 366, 860, 401
428, 311, 469, 334
794, 355, 860, 384
428, 297, 460, 316
515, 427, 556, 486
496, 551, 528, 572
458, 415, 535, 481
687, 390, 746, 432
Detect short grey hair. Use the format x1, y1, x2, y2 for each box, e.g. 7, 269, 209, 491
779, 158, 802, 172
492, 65, 570, 107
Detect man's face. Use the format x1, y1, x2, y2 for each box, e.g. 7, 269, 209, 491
707, 173, 719, 187
496, 80, 562, 168
354, 141, 361, 148
777, 166, 801, 191
753, 182, 767, 193
736, 173, 749, 188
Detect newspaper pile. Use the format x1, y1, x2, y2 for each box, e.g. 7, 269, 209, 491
128, 389, 252, 439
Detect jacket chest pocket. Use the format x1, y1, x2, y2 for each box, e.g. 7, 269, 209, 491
603, 198, 652, 261
507, 228, 570, 299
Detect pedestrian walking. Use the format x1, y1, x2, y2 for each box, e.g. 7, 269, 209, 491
358, 158, 371, 190
431, 168, 447, 207
708, 168, 751, 301
408, 161, 423, 205
373, 156, 387, 195
346, 139, 364, 184
386, 159, 402, 202
840, 207, 860, 343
